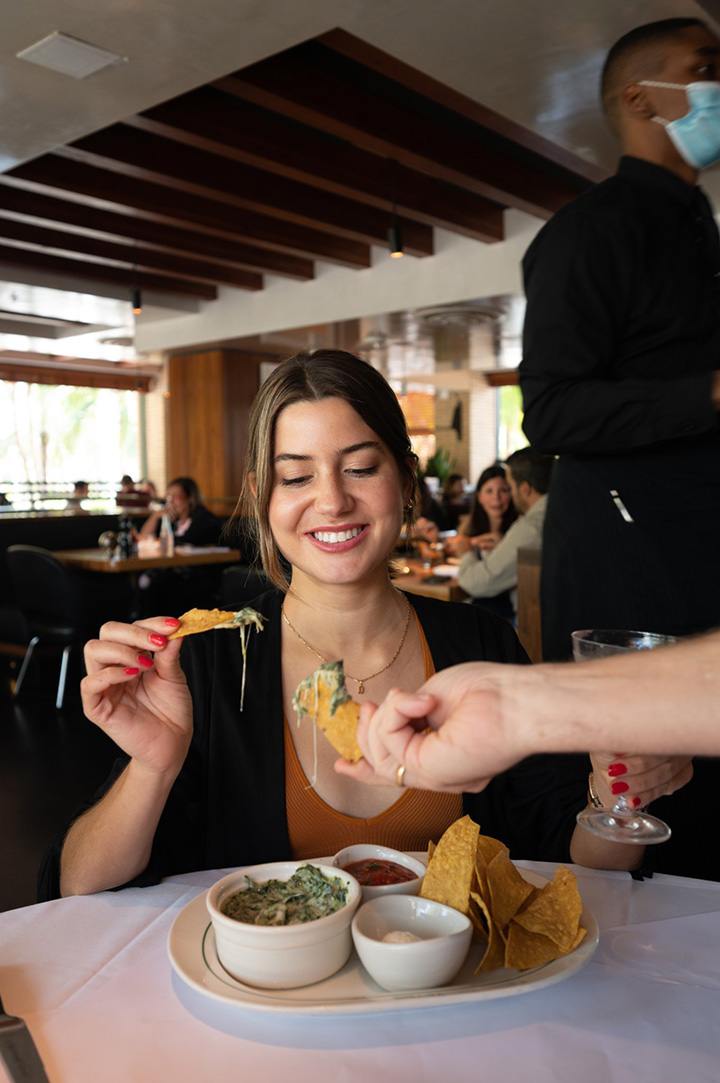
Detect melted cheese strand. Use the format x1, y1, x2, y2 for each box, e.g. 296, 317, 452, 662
239, 624, 248, 712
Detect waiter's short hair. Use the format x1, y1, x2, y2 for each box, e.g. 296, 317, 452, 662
505, 448, 554, 495
601, 18, 706, 132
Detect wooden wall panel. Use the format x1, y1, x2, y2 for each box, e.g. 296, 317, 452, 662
166, 349, 274, 514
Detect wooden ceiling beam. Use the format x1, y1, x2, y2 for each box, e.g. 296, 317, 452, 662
215, 43, 588, 219
5, 157, 371, 268
0, 217, 263, 290
130, 89, 504, 243
318, 28, 607, 185
0, 183, 314, 279
0, 243, 218, 299
63, 125, 434, 256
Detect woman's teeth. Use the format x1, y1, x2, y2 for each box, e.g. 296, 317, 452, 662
312, 527, 362, 543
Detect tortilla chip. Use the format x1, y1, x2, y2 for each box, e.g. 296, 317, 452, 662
473, 834, 508, 901
475, 834, 507, 866
427, 840, 436, 863
505, 921, 562, 971
293, 661, 362, 762
471, 891, 505, 973
420, 815, 479, 915
486, 850, 536, 932
168, 608, 240, 639
513, 866, 582, 952
569, 926, 587, 952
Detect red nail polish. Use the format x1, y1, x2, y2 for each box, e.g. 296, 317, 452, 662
611, 780, 629, 795
608, 762, 628, 777
137, 654, 153, 668
163, 618, 181, 627
124, 667, 139, 676
632, 797, 642, 808
149, 633, 167, 647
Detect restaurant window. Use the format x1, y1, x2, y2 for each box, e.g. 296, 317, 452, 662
496, 384, 526, 460
0, 380, 141, 509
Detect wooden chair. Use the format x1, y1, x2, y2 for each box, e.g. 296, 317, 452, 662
516, 546, 543, 663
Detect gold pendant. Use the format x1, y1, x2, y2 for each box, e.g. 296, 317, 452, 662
357, 681, 365, 694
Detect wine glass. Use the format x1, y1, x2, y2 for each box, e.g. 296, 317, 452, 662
573, 629, 676, 845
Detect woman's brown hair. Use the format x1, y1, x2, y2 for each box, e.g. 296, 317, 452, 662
237, 349, 418, 590
167, 475, 201, 515
465, 464, 517, 537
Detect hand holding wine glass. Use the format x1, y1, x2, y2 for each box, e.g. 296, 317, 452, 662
590, 751, 693, 811
574, 629, 679, 844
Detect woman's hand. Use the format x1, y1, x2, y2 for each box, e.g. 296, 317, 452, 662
335, 663, 526, 792
590, 752, 694, 808
139, 509, 161, 537
444, 533, 471, 557
81, 617, 193, 778
471, 531, 502, 552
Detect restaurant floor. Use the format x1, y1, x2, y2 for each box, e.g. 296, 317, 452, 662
0, 656, 116, 912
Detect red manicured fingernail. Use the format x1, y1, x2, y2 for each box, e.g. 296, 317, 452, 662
149, 633, 167, 647
608, 762, 627, 777
632, 797, 641, 808
611, 780, 629, 795
124, 667, 139, 676
163, 618, 180, 627
137, 654, 153, 668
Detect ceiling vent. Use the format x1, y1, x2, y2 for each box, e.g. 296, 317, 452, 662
16, 32, 126, 79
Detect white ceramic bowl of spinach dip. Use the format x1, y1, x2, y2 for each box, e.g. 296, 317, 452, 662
206, 862, 362, 989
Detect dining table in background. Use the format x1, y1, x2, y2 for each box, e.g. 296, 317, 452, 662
394, 558, 468, 604
52, 545, 241, 574
2, 861, 718, 1083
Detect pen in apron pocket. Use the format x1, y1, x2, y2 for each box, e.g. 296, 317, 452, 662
609, 489, 634, 523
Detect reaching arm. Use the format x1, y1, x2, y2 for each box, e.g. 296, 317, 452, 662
336, 631, 720, 793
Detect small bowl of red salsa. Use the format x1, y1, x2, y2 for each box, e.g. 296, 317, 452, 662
332, 844, 425, 900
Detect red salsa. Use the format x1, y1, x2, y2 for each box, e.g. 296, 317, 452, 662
343, 858, 417, 886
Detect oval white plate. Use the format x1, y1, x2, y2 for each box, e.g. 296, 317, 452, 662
167, 861, 598, 1016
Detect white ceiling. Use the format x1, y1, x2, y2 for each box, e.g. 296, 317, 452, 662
1, 0, 718, 358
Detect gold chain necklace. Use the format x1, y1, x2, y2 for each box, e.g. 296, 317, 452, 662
282, 597, 412, 694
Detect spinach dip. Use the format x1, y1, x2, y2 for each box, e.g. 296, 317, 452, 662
220, 864, 348, 926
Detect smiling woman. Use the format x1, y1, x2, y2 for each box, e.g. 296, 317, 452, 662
41, 350, 587, 906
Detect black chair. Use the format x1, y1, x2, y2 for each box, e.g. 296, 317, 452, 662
7, 545, 101, 709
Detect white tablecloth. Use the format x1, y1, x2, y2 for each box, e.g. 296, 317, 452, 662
2, 862, 720, 1083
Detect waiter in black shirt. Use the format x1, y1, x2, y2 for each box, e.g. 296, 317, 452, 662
520, 17, 720, 660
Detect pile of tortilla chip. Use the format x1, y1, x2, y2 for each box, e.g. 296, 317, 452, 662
421, 815, 586, 973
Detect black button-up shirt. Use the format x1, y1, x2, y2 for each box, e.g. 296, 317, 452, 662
520, 156, 720, 459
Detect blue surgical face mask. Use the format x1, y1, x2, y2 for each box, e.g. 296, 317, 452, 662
639, 80, 720, 170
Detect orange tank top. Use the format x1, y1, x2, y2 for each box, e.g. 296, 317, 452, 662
284, 612, 463, 859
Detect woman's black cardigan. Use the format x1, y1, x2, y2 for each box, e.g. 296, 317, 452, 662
38, 590, 588, 900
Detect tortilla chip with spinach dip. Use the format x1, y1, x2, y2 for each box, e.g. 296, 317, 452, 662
221, 864, 348, 926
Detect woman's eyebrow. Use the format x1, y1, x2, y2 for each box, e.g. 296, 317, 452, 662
273, 441, 379, 464
341, 441, 380, 455
273, 452, 310, 464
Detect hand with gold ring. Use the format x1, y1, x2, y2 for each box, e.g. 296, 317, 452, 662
334, 664, 524, 793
